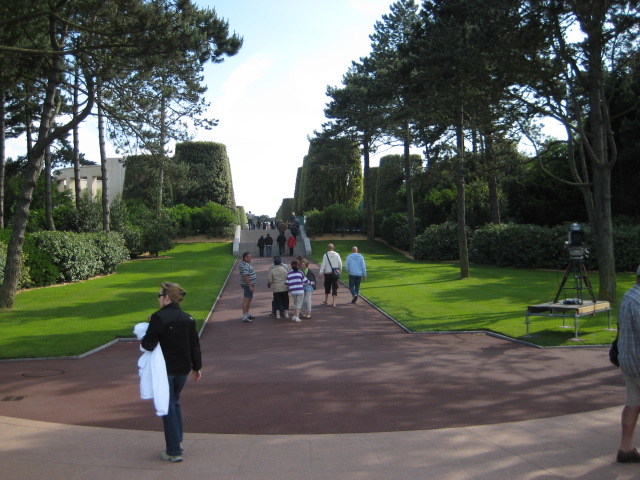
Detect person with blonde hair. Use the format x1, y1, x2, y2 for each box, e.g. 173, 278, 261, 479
141, 282, 202, 463
299, 258, 316, 319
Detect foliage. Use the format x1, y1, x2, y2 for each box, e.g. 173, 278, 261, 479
500, 143, 587, 226
91, 232, 130, 274
195, 203, 235, 237
122, 154, 163, 209
613, 225, 640, 273
379, 213, 411, 252
297, 134, 363, 212
376, 155, 413, 213
276, 198, 294, 223
173, 142, 235, 208
52, 190, 103, 232
469, 223, 567, 269
31, 232, 108, 283
235, 206, 247, 228
169, 202, 235, 238
136, 209, 176, 257
413, 222, 462, 261
304, 205, 365, 236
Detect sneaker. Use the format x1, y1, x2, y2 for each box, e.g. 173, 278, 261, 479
292, 316, 301, 323
284, 312, 289, 318
160, 451, 183, 462
247, 314, 256, 320
351, 296, 358, 304
617, 448, 640, 463
276, 312, 281, 319
242, 317, 252, 323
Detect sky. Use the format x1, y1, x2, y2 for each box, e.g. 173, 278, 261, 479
6, 0, 562, 218
190, 0, 407, 216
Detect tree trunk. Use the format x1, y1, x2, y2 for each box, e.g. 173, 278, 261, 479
590, 164, 616, 302
363, 133, 374, 244
44, 144, 55, 230
455, 103, 470, 278
402, 122, 416, 252
97, 86, 110, 232
0, 90, 6, 229
485, 133, 500, 224
73, 63, 81, 208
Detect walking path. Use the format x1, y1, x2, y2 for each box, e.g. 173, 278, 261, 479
0, 237, 636, 478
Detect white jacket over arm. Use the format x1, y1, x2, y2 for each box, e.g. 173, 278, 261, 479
134, 322, 169, 416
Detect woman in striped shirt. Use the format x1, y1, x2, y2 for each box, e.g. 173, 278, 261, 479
285, 260, 313, 323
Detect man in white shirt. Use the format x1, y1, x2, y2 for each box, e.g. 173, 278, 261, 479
319, 244, 342, 307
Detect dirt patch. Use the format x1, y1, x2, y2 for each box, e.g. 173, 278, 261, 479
174, 234, 231, 243
308, 234, 413, 260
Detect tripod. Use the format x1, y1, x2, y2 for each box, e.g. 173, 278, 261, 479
553, 258, 596, 305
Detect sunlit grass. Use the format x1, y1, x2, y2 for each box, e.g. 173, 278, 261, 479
310, 239, 632, 347
0, 242, 234, 359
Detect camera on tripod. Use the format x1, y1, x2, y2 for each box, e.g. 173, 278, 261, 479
565, 223, 587, 261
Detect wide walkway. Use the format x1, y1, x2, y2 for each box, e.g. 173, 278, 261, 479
1, 251, 637, 478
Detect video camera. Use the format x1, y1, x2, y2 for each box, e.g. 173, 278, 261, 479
565, 223, 587, 261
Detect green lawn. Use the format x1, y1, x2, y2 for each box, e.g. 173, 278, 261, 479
0, 238, 629, 359
310, 239, 633, 347
0, 242, 235, 359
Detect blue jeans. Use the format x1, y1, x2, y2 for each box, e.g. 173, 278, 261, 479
163, 374, 188, 456
266, 245, 272, 257
349, 275, 362, 297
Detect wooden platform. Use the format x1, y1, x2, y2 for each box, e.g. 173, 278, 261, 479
525, 300, 612, 340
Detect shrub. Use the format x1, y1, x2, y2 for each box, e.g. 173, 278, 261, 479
303, 204, 365, 236
380, 213, 410, 251
140, 210, 176, 256
613, 224, 640, 272
90, 232, 130, 274
191, 202, 235, 237
32, 231, 102, 282
412, 222, 461, 261
0, 230, 58, 288
303, 209, 323, 236
170, 204, 196, 237
119, 224, 143, 258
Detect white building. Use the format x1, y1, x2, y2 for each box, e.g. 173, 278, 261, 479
54, 157, 125, 204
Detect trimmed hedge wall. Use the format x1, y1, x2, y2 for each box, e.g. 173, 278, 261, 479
412, 222, 640, 272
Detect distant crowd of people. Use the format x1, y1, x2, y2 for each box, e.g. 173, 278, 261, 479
246, 211, 300, 232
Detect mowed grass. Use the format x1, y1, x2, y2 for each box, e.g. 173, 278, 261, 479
0, 242, 235, 359
310, 239, 633, 347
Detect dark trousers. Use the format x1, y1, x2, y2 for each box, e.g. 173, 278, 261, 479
324, 273, 339, 296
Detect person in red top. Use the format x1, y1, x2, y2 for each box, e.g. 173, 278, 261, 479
287, 234, 297, 256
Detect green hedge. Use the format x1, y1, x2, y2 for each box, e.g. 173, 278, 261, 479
379, 213, 411, 252
168, 202, 236, 238
412, 222, 640, 272
32, 231, 129, 282
0, 230, 59, 288
304, 204, 365, 237
413, 222, 462, 261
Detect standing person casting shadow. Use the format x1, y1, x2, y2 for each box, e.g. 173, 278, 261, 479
319, 243, 342, 307
141, 282, 202, 463
617, 265, 640, 463
345, 246, 367, 303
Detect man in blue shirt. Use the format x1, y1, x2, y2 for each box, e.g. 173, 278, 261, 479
345, 246, 367, 304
